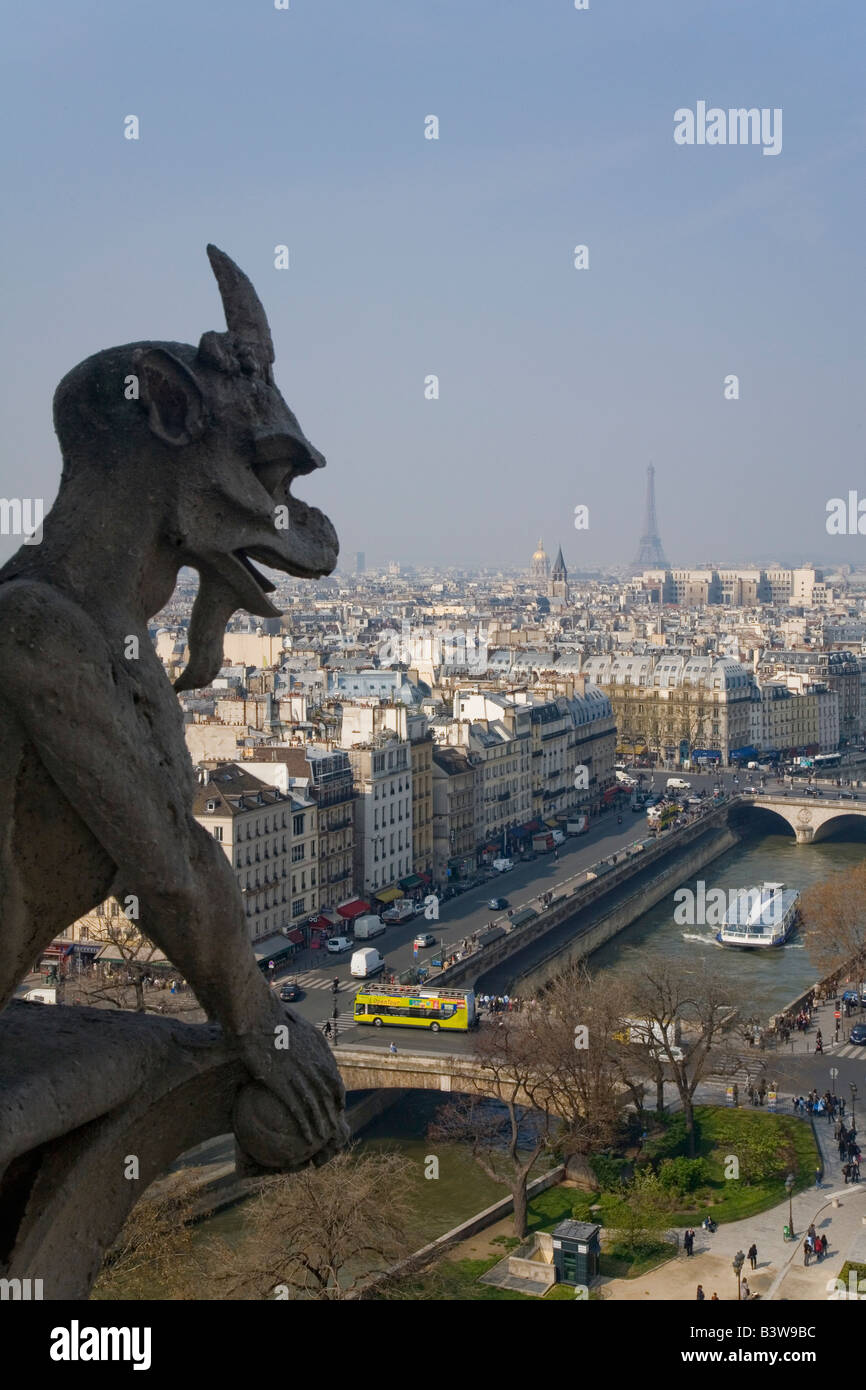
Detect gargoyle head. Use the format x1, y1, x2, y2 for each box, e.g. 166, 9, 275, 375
51, 245, 338, 690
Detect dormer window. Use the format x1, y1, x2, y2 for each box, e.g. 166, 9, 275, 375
206, 800, 217, 813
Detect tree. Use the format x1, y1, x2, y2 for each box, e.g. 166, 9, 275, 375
604, 1169, 669, 1257
198, 1148, 415, 1300
527, 963, 634, 1161
92, 1179, 201, 1300
800, 865, 866, 982
621, 960, 736, 1157
65, 899, 203, 1019
429, 1019, 555, 1237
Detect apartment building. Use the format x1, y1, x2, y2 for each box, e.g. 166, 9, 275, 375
192, 764, 318, 942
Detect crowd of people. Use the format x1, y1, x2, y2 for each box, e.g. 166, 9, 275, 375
478, 993, 524, 1015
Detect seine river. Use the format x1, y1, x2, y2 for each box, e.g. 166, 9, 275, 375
518, 820, 866, 1017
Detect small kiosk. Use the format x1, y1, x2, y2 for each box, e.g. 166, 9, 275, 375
551, 1220, 601, 1287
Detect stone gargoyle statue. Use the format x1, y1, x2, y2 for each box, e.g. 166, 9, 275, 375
0, 245, 349, 1172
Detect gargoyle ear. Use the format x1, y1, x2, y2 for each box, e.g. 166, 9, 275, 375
132, 347, 206, 447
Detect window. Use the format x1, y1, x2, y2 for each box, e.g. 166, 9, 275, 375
293, 814, 305, 835
292, 898, 305, 917
292, 844, 305, 862
212, 825, 223, 841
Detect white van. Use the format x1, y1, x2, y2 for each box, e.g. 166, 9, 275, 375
22, 987, 57, 1004
351, 948, 385, 979
666, 777, 691, 791
492, 857, 513, 873
353, 915, 386, 940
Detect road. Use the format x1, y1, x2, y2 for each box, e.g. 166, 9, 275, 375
275, 769, 733, 1048
278, 762, 866, 1052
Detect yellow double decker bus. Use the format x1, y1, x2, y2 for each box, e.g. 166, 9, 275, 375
354, 984, 476, 1032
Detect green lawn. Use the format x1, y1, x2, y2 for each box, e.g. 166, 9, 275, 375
386, 1106, 821, 1299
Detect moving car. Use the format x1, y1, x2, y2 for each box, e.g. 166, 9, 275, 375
488, 897, 509, 911
279, 980, 300, 1001
413, 932, 437, 949
849, 1023, 866, 1045
326, 936, 353, 954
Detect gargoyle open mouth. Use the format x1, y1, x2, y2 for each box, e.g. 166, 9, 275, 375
234, 550, 277, 595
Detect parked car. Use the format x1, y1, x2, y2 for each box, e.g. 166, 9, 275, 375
413, 932, 437, 949
279, 980, 300, 1002
842, 989, 862, 1005
326, 936, 353, 954
488, 897, 509, 911
521, 850, 539, 861
849, 1023, 866, 1045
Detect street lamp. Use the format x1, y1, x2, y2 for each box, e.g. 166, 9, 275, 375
851, 1082, 858, 1130
785, 1172, 795, 1238
732, 1249, 745, 1301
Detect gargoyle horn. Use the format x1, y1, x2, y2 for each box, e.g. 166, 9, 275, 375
205, 243, 274, 365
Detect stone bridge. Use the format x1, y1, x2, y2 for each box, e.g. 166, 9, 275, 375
739, 791, 866, 844
336, 1045, 538, 1108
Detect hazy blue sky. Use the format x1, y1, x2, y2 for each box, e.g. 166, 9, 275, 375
2, 0, 865, 571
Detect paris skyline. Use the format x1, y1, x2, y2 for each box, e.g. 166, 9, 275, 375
1, 0, 864, 572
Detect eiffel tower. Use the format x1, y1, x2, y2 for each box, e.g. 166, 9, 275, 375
632, 463, 669, 569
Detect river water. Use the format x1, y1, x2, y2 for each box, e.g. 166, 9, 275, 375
518, 818, 866, 1017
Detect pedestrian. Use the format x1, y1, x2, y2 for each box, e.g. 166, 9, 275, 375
803, 1238, 811, 1267
741, 1278, 750, 1301
322, 1019, 331, 1038
696, 1284, 705, 1301
815, 1166, 821, 1190
814, 1235, 823, 1260
711, 1291, 719, 1300
842, 1162, 850, 1185
747, 1242, 757, 1270
388, 1041, 397, 1055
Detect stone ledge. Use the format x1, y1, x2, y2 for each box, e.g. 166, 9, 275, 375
0, 1000, 248, 1299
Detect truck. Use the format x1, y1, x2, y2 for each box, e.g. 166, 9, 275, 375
551, 828, 566, 847
381, 898, 415, 924
22, 987, 57, 1004
350, 947, 385, 978
492, 857, 514, 873
566, 815, 588, 835
353, 914, 386, 940
532, 832, 555, 853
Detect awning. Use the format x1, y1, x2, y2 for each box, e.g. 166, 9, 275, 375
400, 875, 423, 891
484, 843, 500, 853
41, 943, 74, 959
94, 944, 169, 965
544, 818, 559, 828
286, 929, 304, 944
251, 933, 293, 964
74, 942, 103, 956
337, 899, 371, 919
375, 886, 402, 904
522, 820, 541, 833
603, 787, 618, 803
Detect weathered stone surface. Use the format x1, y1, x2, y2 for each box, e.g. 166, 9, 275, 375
0, 248, 348, 1293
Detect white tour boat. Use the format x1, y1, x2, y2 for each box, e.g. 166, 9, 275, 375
715, 882, 800, 948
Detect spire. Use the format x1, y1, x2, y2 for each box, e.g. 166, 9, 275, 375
552, 546, 567, 580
